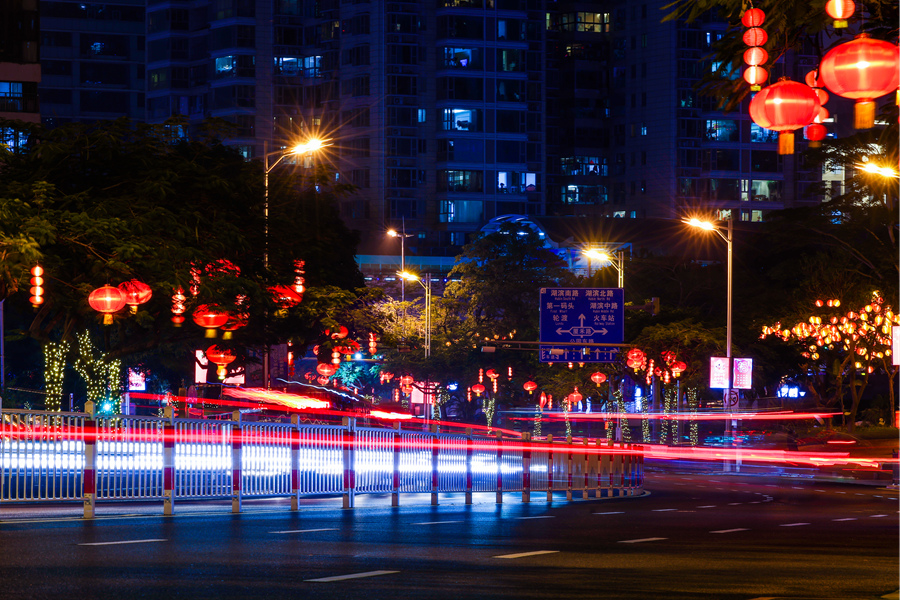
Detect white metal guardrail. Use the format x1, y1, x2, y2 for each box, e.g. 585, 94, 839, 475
1, 407, 644, 518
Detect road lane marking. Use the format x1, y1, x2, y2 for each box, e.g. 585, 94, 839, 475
832, 518, 857, 521
516, 516, 555, 520
874, 495, 883, 498
710, 528, 749, 534
306, 570, 399, 582
836, 491, 847, 494
855, 493, 864, 496
697, 505, 716, 509
619, 537, 667, 544
749, 501, 761, 504
727, 503, 742, 506
594, 511, 624, 515
412, 521, 464, 525
652, 508, 677, 512
494, 550, 559, 559
79, 539, 166, 546
270, 528, 338, 534
870, 514, 888, 518
815, 489, 826, 492
779, 522, 810, 527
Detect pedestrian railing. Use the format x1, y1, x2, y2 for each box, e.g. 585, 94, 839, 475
1, 407, 644, 518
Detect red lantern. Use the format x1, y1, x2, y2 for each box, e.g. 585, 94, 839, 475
819, 34, 900, 129
825, 0, 855, 28
761, 78, 820, 154
671, 361, 687, 377
539, 392, 547, 408
472, 383, 485, 397
29, 265, 44, 307
743, 47, 768, 67
804, 70, 820, 88
316, 363, 337, 377
118, 279, 152, 314
192, 305, 229, 337
590, 372, 607, 386
171, 288, 186, 326
485, 369, 498, 380
741, 7, 765, 28
399, 375, 414, 386
805, 123, 827, 147
523, 381, 538, 394
749, 86, 774, 129
317, 375, 330, 386
220, 314, 247, 339
626, 348, 644, 361
269, 284, 303, 307
329, 326, 349, 339
742, 27, 767, 47
570, 388, 583, 404
743, 66, 768, 90
382, 372, 394, 383
205, 345, 236, 380
89, 285, 127, 325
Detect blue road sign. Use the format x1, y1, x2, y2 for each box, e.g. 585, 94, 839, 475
539, 288, 624, 363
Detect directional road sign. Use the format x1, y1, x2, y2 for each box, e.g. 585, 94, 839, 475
539, 287, 624, 363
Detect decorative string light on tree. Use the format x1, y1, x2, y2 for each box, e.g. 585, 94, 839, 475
741, 6, 768, 91
687, 388, 699, 446
43, 340, 69, 412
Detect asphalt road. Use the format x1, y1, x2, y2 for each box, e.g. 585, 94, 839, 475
1, 474, 897, 600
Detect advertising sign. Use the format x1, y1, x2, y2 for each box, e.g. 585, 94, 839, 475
732, 357, 753, 390
128, 368, 146, 391
709, 357, 730, 389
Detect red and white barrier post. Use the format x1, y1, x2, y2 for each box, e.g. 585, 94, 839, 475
290, 415, 300, 511
521, 432, 531, 503
431, 425, 440, 506
82, 400, 96, 519
163, 405, 175, 515
465, 428, 473, 505
342, 417, 356, 509
231, 410, 242, 513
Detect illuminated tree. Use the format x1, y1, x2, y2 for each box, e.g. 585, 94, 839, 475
762, 292, 898, 430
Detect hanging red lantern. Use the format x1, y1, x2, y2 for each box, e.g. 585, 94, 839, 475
523, 381, 538, 394
570, 387, 583, 405
590, 372, 607, 386
89, 285, 127, 325
472, 383, 485, 397
316, 363, 337, 377
743, 66, 768, 91
368, 332, 378, 354
741, 7, 765, 27
269, 284, 303, 307
805, 123, 827, 147
118, 279, 152, 314
220, 313, 248, 340
317, 375, 330, 386
671, 361, 688, 377
382, 372, 394, 383
205, 345, 236, 380
399, 375, 414, 386
192, 305, 229, 337
171, 288, 186, 326
329, 326, 349, 339
742, 27, 767, 47
818, 34, 900, 129
539, 391, 547, 408
761, 78, 820, 154
749, 86, 774, 129
743, 47, 768, 67
485, 369, 498, 380
626, 348, 644, 361
824, 0, 855, 28
29, 265, 44, 307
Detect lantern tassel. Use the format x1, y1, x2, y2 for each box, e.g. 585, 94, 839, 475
777, 132, 795, 155
854, 100, 875, 129
205, 329, 217, 338
103, 314, 113, 325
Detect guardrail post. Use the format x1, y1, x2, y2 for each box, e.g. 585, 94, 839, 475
582, 438, 590, 500
601, 439, 611, 497
612, 442, 623, 497
342, 417, 355, 509
163, 405, 175, 515
566, 434, 573, 501
83, 400, 96, 519
546, 434, 553, 503
431, 424, 440, 506
522, 432, 531, 503
465, 427, 473, 505
624, 444, 632, 496
231, 410, 241, 514
290, 415, 300, 511
495, 430, 503, 504
392, 422, 401, 507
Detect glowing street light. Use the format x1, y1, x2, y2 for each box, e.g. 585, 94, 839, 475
583, 248, 624, 288
857, 161, 898, 179
398, 271, 431, 358
388, 222, 414, 303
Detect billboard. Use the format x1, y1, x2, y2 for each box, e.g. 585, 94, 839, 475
733, 358, 753, 390
710, 357, 753, 390
709, 357, 730, 389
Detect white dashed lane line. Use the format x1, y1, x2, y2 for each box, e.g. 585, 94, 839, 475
594, 511, 624, 515
412, 521, 464, 525
271, 528, 338, 534
619, 537, 667, 544
710, 528, 749, 534
696, 505, 716, 509
652, 508, 678, 512
780, 522, 811, 527
306, 570, 399, 582
516, 516, 555, 520
870, 514, 888, 518
727, 503, 742, 506
494, 550, 559, 559
79, 539, 166, 546
833, 518, 857, 522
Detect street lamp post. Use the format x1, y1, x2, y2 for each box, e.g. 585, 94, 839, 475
399, 270, 432, 428
582, 248, 624, 288
388, 220, 414, 304
687, 216, 734, 470
261, 137, 329, 389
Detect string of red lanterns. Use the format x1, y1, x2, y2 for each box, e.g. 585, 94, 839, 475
741, 7, 768, 91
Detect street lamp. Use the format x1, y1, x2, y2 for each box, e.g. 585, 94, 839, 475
397, 271, 431, 358
582, 248, 624, 288
388, 221, 414, 303
686, 216, 735, 469
261, 137, 329, 389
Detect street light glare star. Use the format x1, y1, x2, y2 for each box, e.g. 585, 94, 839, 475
398, 271, 420, 281
687, 218, 716, 231
583, 248, 611, 261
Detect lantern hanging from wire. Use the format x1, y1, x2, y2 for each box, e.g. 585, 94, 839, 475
171, 288, 186, 326
316, 363, 337, 378
192, 305, 229, 337
825, 0, 855, 28
590, 372, 607, 386
759, 77, 820, 154
205, 345, 236, 380
740, 8, 768, 91
29, 265, 44, 308
523, 381, 538, 395
89, 285, 127, 325
818, 33, 900, 129
118, 279, 152, 314
472, 383, 485, 397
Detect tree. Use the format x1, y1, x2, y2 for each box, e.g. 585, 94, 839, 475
0, 118, 368, 408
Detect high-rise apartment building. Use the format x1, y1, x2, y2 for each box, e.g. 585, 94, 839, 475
1, 0, 41, 138
60, 0, 833, 254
